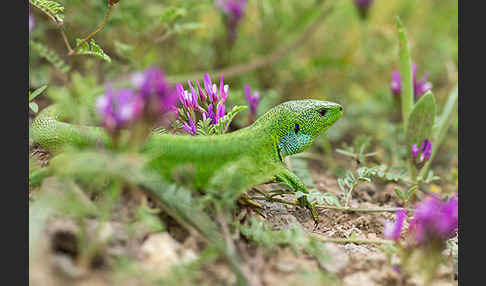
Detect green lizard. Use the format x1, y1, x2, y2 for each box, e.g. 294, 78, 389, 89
31, 99, 343, 223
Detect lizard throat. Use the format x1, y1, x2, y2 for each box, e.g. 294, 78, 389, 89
278, 131, 312, 157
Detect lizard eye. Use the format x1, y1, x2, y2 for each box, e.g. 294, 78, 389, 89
294, 124, 300, 134
319, 109, 327, 116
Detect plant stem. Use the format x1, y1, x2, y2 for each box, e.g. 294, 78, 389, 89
70, 4, 115, 55
59, 26, 73, 54
309, 233, 392, 245
344, 182, 357, 208
249, 196, 413, 213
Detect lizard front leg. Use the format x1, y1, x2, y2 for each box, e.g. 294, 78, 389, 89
275, 168, 319, 225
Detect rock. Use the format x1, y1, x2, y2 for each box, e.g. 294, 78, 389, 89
340, 243, 371, 254
319, 243, 349, 274
342, 271, 378, 286
269, 214, 300, 231
140, 232, 197, 273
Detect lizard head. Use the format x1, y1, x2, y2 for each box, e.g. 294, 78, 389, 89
255, 99, 343, 157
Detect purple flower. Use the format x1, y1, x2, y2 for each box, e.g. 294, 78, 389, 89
183, 112, 197, 136
244, 84, 260, 121
354, 0, 373, 19
411, 139, 433, 166
409, 195, 458, 245
29, 6, 35, 34
196, 80, 207, 102
216, 103, 226, 121
383, 209, 407, 241
215, 0, 248, 43
219, 74, 229, 104
203, 73, 218, 103
391, 71, 401, 96
175, 73, 231, 134
96, 86, 142, 134
137, 67, 177, 114
176, 81, 203, 111
206, 103, 217, 124
390, 63, 433, 100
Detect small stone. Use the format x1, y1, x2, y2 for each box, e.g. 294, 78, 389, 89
140, 233, 182, 273
319, 243, 349, 274
340, 243, 370, 254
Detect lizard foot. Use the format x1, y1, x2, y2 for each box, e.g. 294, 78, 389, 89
238, 193, 264, 209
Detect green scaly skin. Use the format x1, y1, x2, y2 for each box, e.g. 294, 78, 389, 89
31, 99, 343, 223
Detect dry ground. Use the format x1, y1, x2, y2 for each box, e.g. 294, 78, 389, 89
29, 145, 458, 286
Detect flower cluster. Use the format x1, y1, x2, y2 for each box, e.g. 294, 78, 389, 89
96, 67, 176, 135
29, 6, 35, 34
383, 208, 407, 241
391, 63, 433, 100
175, 73, 229, 135
96, 87, 142, 134
383, 195, 458, 284
411, 139, 433, 169
354, 0, 373, 19
215, 0, 248, 43
409, 195, 458, 245
244, 84, 260, 124
134, 68, 177, 117
383, 195, 458, 245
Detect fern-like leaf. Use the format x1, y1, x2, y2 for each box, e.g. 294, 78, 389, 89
152, 127, 167, 135
213, 105, 248, 135
74, 39, 111, 63
196, 118, 215, 136
30, 0, 64, 24
30, 40, 71, 73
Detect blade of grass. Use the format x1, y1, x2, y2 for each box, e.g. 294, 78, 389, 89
397, 17, 414, 131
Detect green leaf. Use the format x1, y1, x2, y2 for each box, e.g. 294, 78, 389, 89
160, 7, 187, 23
323, 193, 341, 207
337, 178, 346, 193
152, 127, 167, 135
29, 102, 39, 113
406, 185, 417, 198
196, 118, 215, 136
29, 85, 48, 101
394, 187, 406, 201
213, 105, 248, 134
418, 84, 458, 179
74, 39, 111, 63
30, 40, 71, 73
30, 0, 64, 24
406, 91, 436, 160
434, 84, 458, 146
307, 189, 324, 204
396, 17, 414, 130
294, 191, 306, 199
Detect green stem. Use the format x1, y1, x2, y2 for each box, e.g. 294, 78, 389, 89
249, 196, 414, 213
70, 4, 115, 55
309, 233, 392, 245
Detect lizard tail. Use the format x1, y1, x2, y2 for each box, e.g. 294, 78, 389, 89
31, 105, 112, 153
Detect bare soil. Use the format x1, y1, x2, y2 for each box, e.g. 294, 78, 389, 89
29, 147, 458, 286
